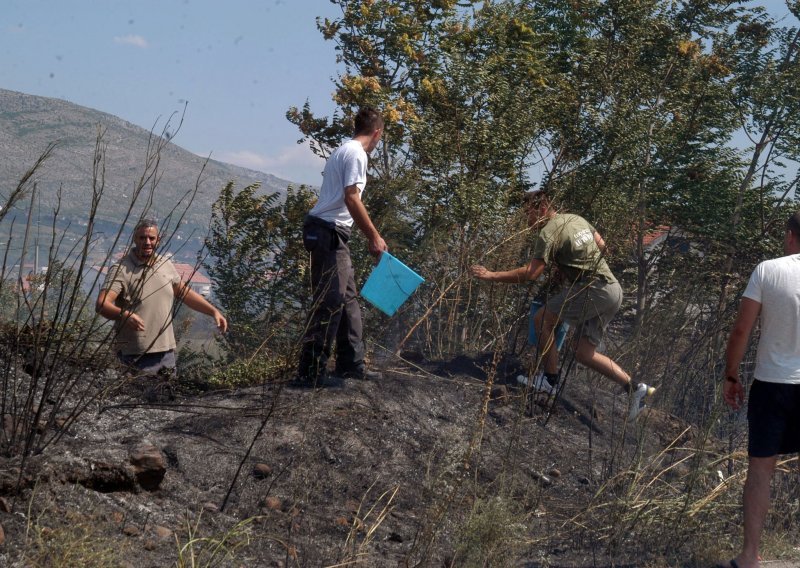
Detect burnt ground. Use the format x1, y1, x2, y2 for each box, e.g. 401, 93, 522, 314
0, 350, 797, 567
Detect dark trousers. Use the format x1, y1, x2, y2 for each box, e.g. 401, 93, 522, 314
298, 217, 364, 379
117, 349, 177, 375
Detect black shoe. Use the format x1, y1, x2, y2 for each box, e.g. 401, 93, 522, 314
287, 374, 342, 389
335, 368, 382, 381
143, 381, 176, 403
287, 376, 315, 389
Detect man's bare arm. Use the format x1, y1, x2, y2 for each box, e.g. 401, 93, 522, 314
96, 289, 145, 331
471, 258, 547, 283
343, 184, 387, 257
173, 283, 228, 332
594, 231, 606, 250
723, 297, 761, 410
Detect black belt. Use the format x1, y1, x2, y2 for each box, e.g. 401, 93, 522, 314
305, 215, 353, 241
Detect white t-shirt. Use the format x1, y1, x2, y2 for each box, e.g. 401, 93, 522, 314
308, 139, 368, 228
742, 253, 800, 383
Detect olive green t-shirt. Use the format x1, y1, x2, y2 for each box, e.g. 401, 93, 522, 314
102, 250, 181, 355
532, 213, 617, 284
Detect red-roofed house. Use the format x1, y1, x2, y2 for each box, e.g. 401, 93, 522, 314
172, 262, 212, 297
90, 254, 213, 298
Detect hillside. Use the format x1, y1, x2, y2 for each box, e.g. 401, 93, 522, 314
0, 88, 302, 263
2, 350, 795, 567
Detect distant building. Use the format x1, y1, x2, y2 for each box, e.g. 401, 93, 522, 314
89, 254, 213, 298
172, 262, 212, 297
641, 225, 700, 257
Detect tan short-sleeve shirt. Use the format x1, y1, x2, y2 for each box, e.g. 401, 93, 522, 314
102, 250, 181, 355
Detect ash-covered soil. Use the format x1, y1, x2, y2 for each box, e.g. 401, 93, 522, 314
0, 351, 745, 567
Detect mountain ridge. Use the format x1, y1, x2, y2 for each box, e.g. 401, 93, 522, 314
0, 87, 304, 262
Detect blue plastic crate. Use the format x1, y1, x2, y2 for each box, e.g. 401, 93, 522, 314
360, 252, 424, 317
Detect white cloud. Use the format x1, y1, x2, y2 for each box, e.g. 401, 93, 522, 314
114, 34, 148, 48
215, 142, 325, 185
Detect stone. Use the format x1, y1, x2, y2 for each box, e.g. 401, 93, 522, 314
0, 522, 5, 546
143, 539, 157, 551
129, 443, 166, 491
0, 496, 10, 513
253, 463, 273, 479
110, 511, 124, 524
202, 502, 218, 513
548, 468, 561, 478
123, 525, 140, 537
490, 385, 510, 403
264, 496, 282, 511
334, 516, 349, 527
532, 471, 553, 487
154, 525, 172, 540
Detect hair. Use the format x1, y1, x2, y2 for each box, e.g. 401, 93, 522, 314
787, 211, 800, 238
522, 189, 551, 207
353, 107, 384, 136
134, 218, 159, 235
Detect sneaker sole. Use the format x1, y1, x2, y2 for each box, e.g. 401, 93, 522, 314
515, 375, 555, 395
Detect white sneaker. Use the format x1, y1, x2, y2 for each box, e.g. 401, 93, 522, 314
516, 373, 556, 395
629, 383, 654, 420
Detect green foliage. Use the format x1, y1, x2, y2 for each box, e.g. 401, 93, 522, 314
206, 355, 283, 390
294, 0, 800, 357
203, 182, 316, 357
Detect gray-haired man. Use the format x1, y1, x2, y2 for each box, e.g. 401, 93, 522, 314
96, 219, 227, 375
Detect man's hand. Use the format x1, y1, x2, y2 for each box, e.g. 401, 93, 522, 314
121, 311, 145, 332
723, 375, 745, 410
369, 234, 388, 259
213, 311, 228, 333
470, 265, 493, 280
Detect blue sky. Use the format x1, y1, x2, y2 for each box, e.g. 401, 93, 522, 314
2, 1, 797, 188
1, 0, 343, 185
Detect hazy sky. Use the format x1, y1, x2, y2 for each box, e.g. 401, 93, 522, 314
1, 0, 343, 185
2, 2, 797, 188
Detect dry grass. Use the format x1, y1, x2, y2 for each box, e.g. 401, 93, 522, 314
24, 502, 129, 568
173, 511, 263, 568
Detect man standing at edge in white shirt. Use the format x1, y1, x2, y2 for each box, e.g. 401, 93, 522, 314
719, 211, 800, 568
296, 107, 387, 387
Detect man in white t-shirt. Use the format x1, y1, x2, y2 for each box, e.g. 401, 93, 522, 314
296, 107, 387, 387
720, 211, 800, 568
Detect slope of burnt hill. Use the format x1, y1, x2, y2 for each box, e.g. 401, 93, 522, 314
0, 353, 766, 567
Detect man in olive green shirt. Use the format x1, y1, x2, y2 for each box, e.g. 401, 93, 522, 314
96, 219, 227, 374
471, 190, 654, 420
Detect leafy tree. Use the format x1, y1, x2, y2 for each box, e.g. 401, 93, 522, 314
292, 0, 800, 359
203, 182, 315, 357
204, 181, 278, 354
